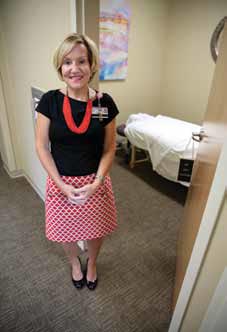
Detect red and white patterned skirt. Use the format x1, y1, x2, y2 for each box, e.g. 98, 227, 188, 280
45, 173, 117, 242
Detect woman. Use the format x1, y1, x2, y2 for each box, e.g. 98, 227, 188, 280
35, 33, 119, 290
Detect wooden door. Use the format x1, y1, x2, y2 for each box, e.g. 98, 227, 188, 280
173, 23, 227, 308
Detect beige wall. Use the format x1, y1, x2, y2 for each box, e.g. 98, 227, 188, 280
100, 0, 227, 126
160, 0, 227, 124
100, 0, 170, 124
0, 0, 73, 194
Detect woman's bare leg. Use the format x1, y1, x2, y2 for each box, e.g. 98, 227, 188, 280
86, 237, 104, 281
62, 242, 83, 280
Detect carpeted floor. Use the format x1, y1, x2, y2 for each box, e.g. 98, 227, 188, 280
0, 154, 187, 332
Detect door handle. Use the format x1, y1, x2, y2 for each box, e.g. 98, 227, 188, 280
192, 129, 206, 142
210, 16, 227, 62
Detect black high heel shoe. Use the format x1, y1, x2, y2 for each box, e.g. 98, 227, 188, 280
86, 258, 98, 291
72, 256, 85, 289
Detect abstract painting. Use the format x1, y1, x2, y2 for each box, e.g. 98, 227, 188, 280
99, 0, 131, 80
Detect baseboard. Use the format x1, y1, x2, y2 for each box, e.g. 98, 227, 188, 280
3, 163, 45, 201
3, 163, 24, 178
23, 173, 45, 201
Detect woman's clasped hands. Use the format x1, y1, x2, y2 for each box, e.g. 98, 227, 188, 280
62, 182, 99, 205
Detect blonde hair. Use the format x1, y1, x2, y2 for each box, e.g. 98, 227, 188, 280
53, 33, 99, 82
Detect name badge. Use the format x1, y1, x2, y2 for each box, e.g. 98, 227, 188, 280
92, 107, 109, 121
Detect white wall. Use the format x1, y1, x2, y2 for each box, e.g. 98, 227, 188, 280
0, 0, 73, 195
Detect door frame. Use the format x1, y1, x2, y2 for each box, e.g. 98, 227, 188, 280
70, 0, 77, 32
169, 142, 227, 331
0, 71, 17, 173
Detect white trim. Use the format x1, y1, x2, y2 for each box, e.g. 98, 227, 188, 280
199, 266, 227, 332
70, 0, 77, 32
169, 144, 227, 331
0, 71, 17, 172
81, 0, 85, 34
169, 190, 225, 331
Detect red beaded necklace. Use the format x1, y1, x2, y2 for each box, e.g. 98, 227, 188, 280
62, 89, 92, 134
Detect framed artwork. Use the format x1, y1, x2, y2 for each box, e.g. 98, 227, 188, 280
99, 0, 131, 80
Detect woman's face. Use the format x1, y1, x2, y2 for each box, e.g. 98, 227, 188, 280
61, 43, 91, 91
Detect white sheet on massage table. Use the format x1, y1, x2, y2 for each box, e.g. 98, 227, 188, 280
125, 114, 201, 184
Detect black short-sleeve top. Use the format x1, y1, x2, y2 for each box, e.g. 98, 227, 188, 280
36, 89, 119, 176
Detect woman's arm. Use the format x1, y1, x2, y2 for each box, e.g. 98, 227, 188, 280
35, 113, 79, 201
93, 118, 116, 186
